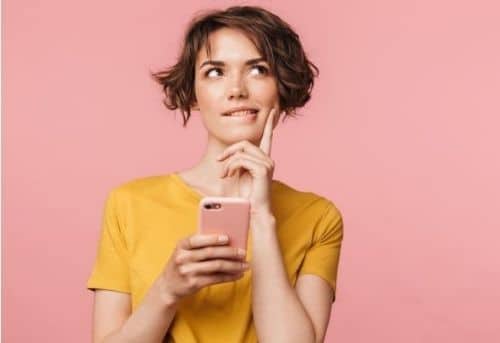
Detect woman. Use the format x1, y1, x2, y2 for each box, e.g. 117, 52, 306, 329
87, 6, 343, 343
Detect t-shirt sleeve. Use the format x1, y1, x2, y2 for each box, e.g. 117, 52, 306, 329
86, 189, 131, 293
298, 200, 344, 302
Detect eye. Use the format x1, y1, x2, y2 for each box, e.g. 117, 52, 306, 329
250, 64, 269, 75
205, 68, 223, 78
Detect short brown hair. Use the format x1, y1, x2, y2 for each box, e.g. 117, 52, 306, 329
150, 6, 319, 126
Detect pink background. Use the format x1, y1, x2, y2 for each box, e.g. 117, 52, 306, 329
3, 0, 500, 342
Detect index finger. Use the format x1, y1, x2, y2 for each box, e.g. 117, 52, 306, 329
259, 108, 275, 156
179, 234, 229, 250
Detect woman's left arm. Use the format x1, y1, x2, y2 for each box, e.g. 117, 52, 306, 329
217, 109, 333, 342
250, 213, 333, 343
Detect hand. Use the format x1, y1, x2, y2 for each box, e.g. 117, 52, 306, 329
157, 234, 249, 305
216, 108, 277, 216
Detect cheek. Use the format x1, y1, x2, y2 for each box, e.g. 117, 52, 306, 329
195, 80, 224, 107
249, 81, 279, 104
196, 78, 279, 110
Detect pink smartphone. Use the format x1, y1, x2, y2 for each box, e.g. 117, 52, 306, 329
198, 196, 250, 254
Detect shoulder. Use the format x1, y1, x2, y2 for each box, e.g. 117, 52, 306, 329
272, 179, 342, 222
106, 174, 172, 202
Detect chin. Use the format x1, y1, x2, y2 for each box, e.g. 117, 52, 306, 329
216, 129, 261, 146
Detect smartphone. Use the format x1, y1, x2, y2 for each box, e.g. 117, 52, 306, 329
198, 197, 250, 255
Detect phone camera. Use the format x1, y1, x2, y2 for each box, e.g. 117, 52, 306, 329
204, 203, 221, 210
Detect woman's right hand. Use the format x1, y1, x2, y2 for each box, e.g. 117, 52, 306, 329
156, 234, 249, 305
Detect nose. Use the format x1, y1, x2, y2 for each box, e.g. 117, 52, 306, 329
227, 75, 248, 100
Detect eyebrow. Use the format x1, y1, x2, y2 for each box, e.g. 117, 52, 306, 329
199, 57, 267, 69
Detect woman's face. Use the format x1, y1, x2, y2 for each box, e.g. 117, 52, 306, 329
193, 27, 281, 146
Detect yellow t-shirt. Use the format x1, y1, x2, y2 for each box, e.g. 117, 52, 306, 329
86, 173, 343, 342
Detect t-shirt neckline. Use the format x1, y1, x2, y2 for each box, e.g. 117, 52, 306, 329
169, 172, 280, 203
170, 172, 205, 202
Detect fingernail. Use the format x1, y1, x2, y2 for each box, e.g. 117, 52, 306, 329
218, 235, 229, 243
238, 248, 246, 256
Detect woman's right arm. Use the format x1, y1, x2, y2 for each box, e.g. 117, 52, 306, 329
93, 277, 178, 343
91, 233, 249, 343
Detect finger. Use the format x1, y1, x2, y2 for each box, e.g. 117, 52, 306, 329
179, 259, 250, 276
259, 108, 276, 156
195, 272, 245, 288
221, 151, 272, 178
216, 140, 269, 162
178, 234, 229, 250
224, 157, 269, 178
175, 246, 246, 265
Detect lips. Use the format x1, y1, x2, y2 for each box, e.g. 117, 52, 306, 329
222, 107, 259, 116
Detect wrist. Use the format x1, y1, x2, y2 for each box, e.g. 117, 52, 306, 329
250, 210, 276, 228
151, 276, 180, 309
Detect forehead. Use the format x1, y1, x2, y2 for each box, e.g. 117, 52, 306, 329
196, 27, 262, 65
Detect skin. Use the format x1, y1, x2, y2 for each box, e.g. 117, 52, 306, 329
161, 25, 283, 304
92, 27, 333, 343
178, 27, 282, 201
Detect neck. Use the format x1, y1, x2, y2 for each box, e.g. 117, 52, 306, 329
185, 136, 243, 197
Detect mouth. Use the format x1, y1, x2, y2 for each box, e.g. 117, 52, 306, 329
222, 108, 259, 117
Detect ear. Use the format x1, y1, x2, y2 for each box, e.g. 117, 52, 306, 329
191, 100, 200, 111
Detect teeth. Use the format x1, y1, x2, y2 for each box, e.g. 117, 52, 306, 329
228, 110, 256, 116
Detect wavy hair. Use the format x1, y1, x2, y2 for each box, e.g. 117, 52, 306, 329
151, 6, 319, 126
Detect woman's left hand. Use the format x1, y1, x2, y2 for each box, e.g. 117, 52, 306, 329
216, 108, 277, 218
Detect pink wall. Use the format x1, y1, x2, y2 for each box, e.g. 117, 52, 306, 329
3, 0, 500, 341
